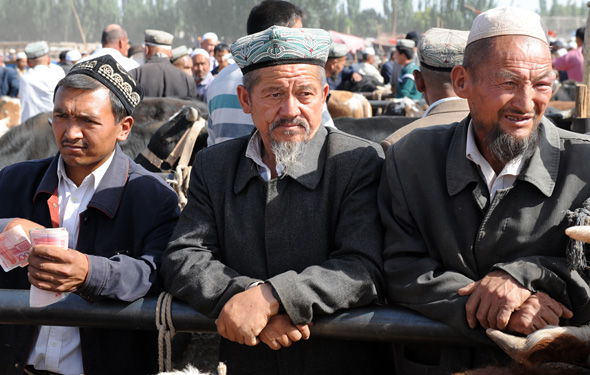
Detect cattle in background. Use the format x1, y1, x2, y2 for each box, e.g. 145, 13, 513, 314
0, 96, 21, 137
0, 97, 207, 170
327, 90, 372, 119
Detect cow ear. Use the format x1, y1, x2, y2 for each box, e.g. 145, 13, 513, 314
236, 85, 251, 114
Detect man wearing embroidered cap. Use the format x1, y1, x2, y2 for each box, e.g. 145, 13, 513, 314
162, 25, 391, 375
0, 54, 179, 375
171, 45, 193, 76
394, 38, 422, 100
380, 6, 590, 373
19, 41, 65, 122
128, 29, 197, 98
381, 28, 470, 150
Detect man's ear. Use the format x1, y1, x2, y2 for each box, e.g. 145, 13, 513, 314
236, 85, 252, 114
414, 70, 425, 93
321, 83, 329, 104
451, 66, 469, 99
116, 116, 134, 142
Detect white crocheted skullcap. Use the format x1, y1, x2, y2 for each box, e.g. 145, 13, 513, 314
467, 6, 548, 46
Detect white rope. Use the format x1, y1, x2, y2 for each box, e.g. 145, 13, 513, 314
156, 291, 176, 372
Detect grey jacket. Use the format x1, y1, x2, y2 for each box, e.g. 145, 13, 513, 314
380, 98, 470, 152
379, 115, 590, 343
162, 126, 393, 375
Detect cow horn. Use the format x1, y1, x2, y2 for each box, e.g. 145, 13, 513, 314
565, 225, 590, 243
185, 107, 199, 122
486, 329, 530, 364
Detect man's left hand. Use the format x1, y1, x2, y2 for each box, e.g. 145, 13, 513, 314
27, 245, 89, 292
458, 270, 531, 330
506, 291, 573, 335
216, 283, 279, 346
259, 314, 311, 350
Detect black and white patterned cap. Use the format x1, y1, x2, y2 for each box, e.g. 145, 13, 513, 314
68, 55, 144, 115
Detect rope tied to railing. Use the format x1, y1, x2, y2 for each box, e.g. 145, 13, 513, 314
156, 291, 176, 372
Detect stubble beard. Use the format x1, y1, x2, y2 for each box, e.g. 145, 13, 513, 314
268, 117, 311, 170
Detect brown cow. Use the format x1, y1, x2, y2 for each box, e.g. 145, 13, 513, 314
327, 90, 372, 119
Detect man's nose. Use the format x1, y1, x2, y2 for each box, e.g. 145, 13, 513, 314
279, 94, 301, 118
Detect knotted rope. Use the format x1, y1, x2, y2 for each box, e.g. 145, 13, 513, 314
565, 198, 590, 273
156, 291, 176, 372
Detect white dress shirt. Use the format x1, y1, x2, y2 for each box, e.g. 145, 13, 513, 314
27, 152, 115, 375
78, 47, 140, 72
465, 121, 526, 201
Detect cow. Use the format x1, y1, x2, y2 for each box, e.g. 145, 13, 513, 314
0, 96, 21, 136
327, 90, 372, 119
0, 97, 207, 170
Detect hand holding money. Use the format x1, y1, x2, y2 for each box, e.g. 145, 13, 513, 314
28, 241, 89, 293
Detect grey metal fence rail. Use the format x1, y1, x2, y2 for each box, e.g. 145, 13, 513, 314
0, 289, 488, 346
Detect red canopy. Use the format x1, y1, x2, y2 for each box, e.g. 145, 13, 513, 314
328, 30, 366, 53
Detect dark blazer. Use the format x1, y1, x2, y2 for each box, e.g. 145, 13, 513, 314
379, 116, 590, 372
0, 67, 19, 97
0, 145, 179, 375
162, 126, 393, 375
129, 55, 198, 98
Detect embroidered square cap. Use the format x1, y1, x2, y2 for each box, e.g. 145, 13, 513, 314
231, 26, 332, 74
419, 28, 468, 71
171, 45, 189, 63
25, 41, 49, 59
329, 43, 348, 58
145, 29, 174, 46
396, 39, 416, 49
68, 55, 144, 115
467, 6, 548, 46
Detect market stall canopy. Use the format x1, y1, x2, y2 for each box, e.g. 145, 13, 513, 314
328, 30, 366, 53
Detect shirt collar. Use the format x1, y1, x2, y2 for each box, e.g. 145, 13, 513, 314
244, 130, 285, 181
235, 126, 328, 193
447, 115, 559, 198
57, 151, 115, 190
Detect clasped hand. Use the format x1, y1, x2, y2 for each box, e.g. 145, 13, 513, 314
458, 270, 572, 334
216, 284, 311, 349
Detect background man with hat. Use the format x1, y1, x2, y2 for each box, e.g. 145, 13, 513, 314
19, 41, 65, 122
171, 45, 194, 77
0, 54, 180, 375
394, 38, 422, 100
381, 28, 470, 150
190, 48, 214, 101
325, 42, 362, 90
352, 46, 384, 85
380, 6, 590, 374
199, 31, 219, 72
129, 29, 197, 98
162, 25, 392, 375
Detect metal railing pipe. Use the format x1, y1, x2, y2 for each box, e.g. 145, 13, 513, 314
0, 289, 484, 346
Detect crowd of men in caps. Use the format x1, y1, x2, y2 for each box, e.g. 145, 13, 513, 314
0, 1, 589, 374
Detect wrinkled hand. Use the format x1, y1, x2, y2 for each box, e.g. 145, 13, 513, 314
506, 292, 573, 335
259, 314, 311, 350
216, 284, 279, 346
5, 218, 44, 239
28, 245, 89, 292
351, 72, 362, 82
458, 270, 531, 330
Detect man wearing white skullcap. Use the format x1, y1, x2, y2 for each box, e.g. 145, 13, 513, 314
200, 31, 219, 72
380, 6, 590, 373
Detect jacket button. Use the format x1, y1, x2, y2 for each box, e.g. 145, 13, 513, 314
83, 217, 89, 224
